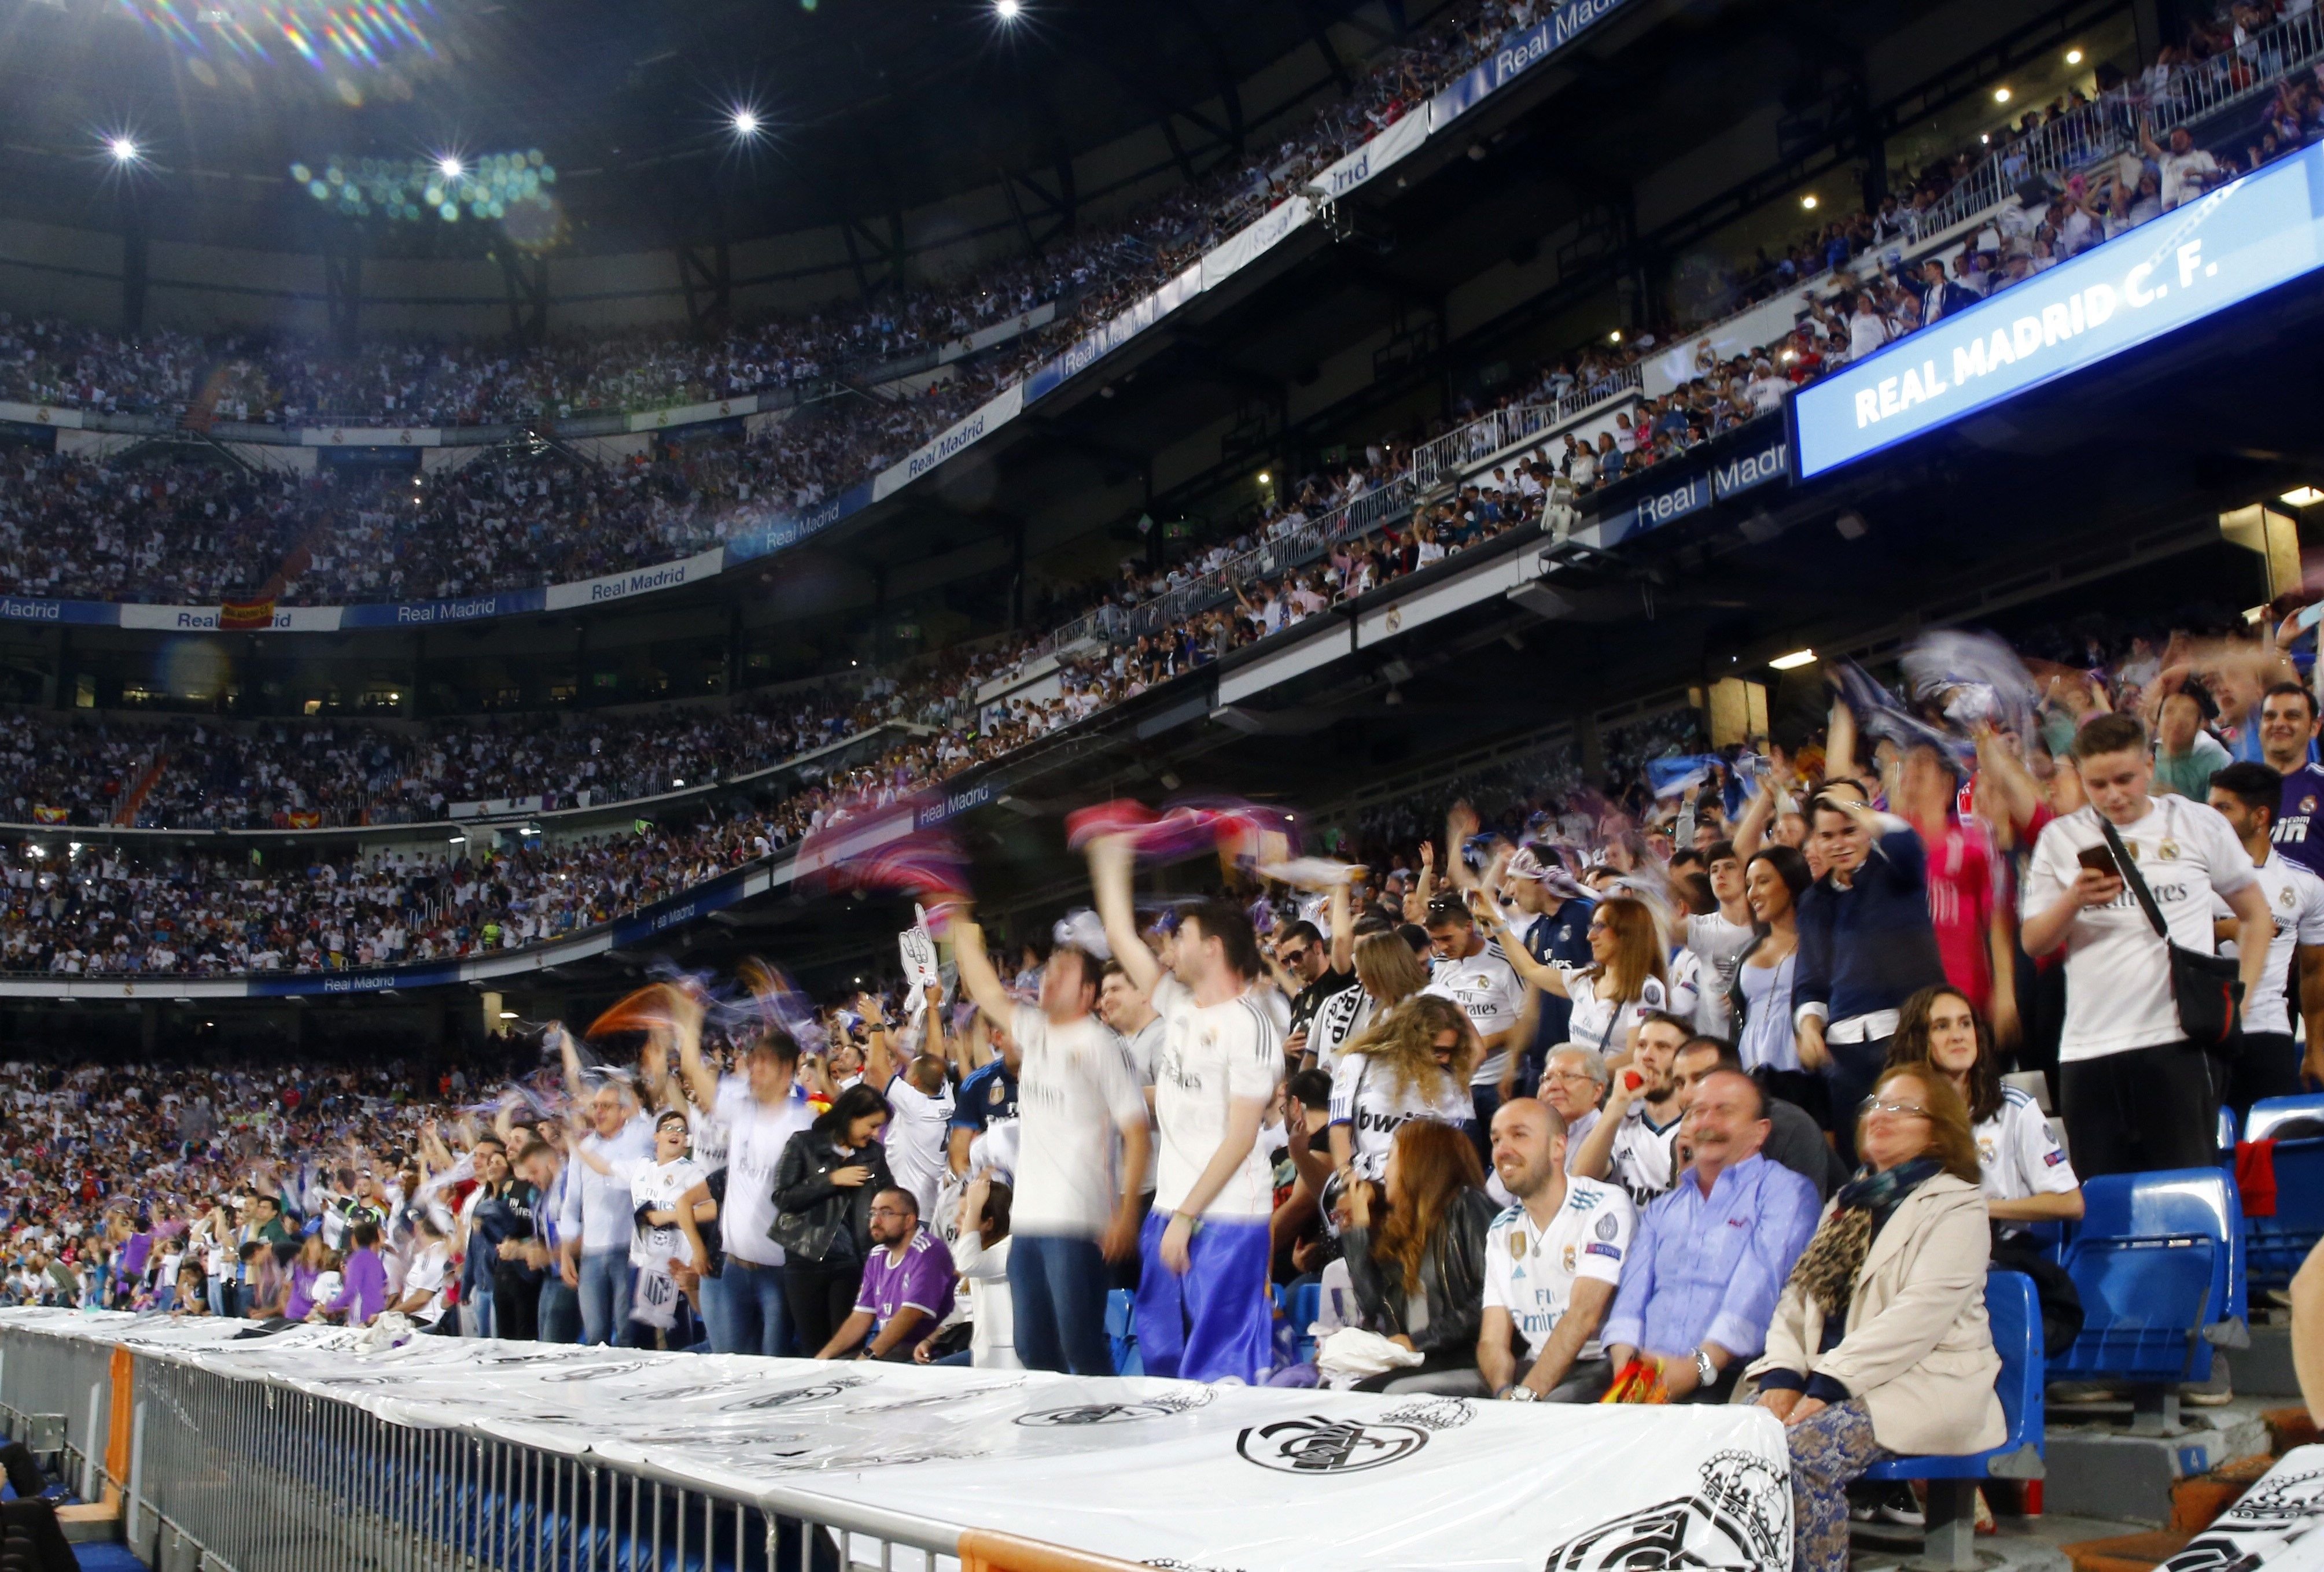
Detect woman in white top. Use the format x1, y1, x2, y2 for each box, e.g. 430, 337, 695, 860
1883, 986, 2084, 1227
1730, 846, 1820, 1116
1483, 894, 1668, 1063
918, 1173, 1019, 1369
1328, 994, 1478, 1184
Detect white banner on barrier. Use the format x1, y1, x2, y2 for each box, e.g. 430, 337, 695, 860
117, 603, 347, 634
1313, 109, 1431, 203
3, 1311, 1793, 1572
628, 394, 761, 433
873, 381, 1025, 500
299, 426, 444, 448
541, 547, 725, 611
1202, 197, 1316, 292
0, 401, 84, 430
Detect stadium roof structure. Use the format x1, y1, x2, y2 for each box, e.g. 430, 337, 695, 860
0, 0, 1397, 257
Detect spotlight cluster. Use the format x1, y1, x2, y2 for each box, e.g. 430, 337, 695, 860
289, 147, 554, 223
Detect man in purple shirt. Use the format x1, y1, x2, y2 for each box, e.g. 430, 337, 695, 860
1601, 1069, 1819, 1403
320, 1220, 389, 1326
815, 1190, 956, 1362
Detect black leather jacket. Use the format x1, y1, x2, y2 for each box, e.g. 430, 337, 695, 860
1342, 1187, 1497, 1356
771, 1130, 894, 1264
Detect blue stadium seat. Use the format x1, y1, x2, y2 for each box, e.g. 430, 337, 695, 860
1107, 1287, 1141, 1377
2219, 1106, 2239, 1169
1289, 1282, 1322, 1364
1861, 1270, 2045, 1571
2244, 1094, 2324, 1294
2053, 1169, 2246, 1426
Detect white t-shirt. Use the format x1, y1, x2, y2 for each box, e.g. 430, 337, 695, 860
1685, 913, 1756, 1038
714, 1077, 816, 1265
1973, 1086, 2080, 1205
613, 1154, 706, 1271
1425, 940, 1525, 1087
1560, 968, 1669, 1056
1010, 1005, 1150, 1237
2023, 796, 2258, 1061
686, 1104, 730, 1177
1327, 1053, 1475, 1180
401, 1241, 450, 1325
2213, 848, 2324, 1038
1481, 1176, 1636, 1360
882, 1074, 955, 1223
1151, 976, 1281, 1219
1605, 1099, 1684, 1208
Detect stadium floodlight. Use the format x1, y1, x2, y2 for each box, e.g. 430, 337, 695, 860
108, 136, 140, 163
1769, 649, 1818, 670
1992, 86, 2011, 103
993, 0, 1022, 18
2281, 486, 2324, 507
1801, 194, 1818, 210
437, 154, 463, 180
2065, 48, 2083, 65
731, 109, 760, 136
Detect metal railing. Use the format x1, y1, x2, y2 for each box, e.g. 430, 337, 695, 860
1903, 6, 2324, 242
0, 1322, 978, 1572
1408, 364, 1645, 494
1041, 474, 1420, 654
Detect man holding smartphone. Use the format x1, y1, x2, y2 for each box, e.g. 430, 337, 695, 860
2024, 714, 2273, 1176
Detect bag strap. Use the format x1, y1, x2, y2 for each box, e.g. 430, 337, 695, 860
2093, 809, 2171, 942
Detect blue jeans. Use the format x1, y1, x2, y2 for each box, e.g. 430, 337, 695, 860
703, 1259, 791, 1357
537, 1278, 581, 1345
577, 1250, 633, 1346
1008, 1234, 1114, 1375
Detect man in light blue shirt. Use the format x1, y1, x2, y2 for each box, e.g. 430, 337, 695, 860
1600, 1067, 1819, 1403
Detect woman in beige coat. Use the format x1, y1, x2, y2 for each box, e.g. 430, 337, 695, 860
1747, 1067, 2004, 1572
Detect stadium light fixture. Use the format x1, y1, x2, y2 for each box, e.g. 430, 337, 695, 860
1257, 471, 1270, 484
1769, 649, 1818, 670
108, 136, 140, 163
1608, 329, 1622, 344
2066, 48, 2084, 65
1800, 194, 1818, 210
731, 109, 760, 136
2282, 486, 2324, 507
436, 154, 463, 180
1993, 86, 2012, 103
993, 0, 1022, 17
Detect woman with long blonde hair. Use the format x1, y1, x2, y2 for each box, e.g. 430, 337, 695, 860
1327, 993, 1478, 1186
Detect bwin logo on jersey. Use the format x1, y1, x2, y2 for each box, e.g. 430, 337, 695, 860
1237, 1415, 1430, 1474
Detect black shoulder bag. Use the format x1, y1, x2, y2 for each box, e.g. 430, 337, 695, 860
2093, 809, 2242, 1053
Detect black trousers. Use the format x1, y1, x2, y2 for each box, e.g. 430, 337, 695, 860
491, 1270, 542, 1342
2061, 1043, 2218, 1178
2223, 1031, 2305, 1126
0, 1498, 78, 1572
781, 1258, 864, 1357
1822, 1036, 1893, 1167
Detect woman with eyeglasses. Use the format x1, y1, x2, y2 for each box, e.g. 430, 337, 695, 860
1478, 894, 1667, 1064
1747, 1067, 2003, 1572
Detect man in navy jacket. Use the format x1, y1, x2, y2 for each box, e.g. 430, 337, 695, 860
1793, 789, 1949, 1161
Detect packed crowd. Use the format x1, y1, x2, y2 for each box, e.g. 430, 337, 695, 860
19, 593, 2324, 1570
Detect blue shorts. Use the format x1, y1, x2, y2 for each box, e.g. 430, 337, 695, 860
1133, 1210, 1273, 1384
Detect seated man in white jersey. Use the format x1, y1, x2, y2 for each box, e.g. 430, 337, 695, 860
1092, 838, 1281, 1384
951, 912, 1151, 1377
2211, 763, 2324, 1117
1476, 1097, 1636, 1402
1569, 1012, 1690, 1207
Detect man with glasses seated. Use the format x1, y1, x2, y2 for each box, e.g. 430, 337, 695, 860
815, 1188, 956, 1363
